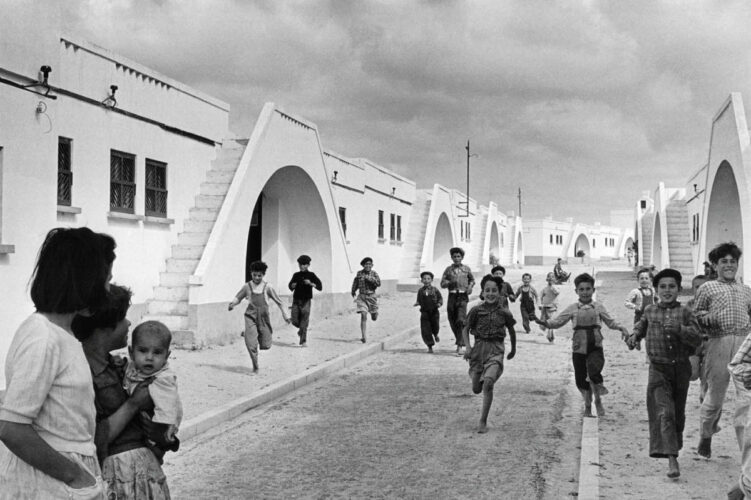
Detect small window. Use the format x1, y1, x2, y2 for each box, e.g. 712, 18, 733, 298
145, 159, 167, 217
390, 213, 396, 240
593, 239, 596, 248
550, 234, 553, 244
110, 150, 136, 213
378, 210, 384, 239
58, 137, 73, 206
397, 215, 402, 242
460, 221, 464, 240
339, 207, 347, 237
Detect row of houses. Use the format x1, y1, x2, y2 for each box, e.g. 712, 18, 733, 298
0, 12, 632, 385
634, 92, 751, 283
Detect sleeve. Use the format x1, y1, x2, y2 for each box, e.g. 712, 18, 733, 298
632, 314, 648, 341
440, 267, 452, 289
506, 283, 516, 301
351, 274, 359, 295
148, 373, 183, 427
371, 271, 381, 288
503, 309, 517, 328
514, 286, 522, 299
0, 331, 60, 424
678, 307, 703, 348
465, 306, 478, 333
288, 272, 298, 291
546, 303, 577, 329
693, 283, 711, 315
530, 286, 539, 301
312, 273, 323, 291
467, 269, 475, 288
624, 289, 639, 310
597, 303, 624, 330
436, 288, 443, 308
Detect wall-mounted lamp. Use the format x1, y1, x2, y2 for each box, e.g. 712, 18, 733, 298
332, 170, 338, 182
693, 183, 698, 193
391, 187, 396, 196
23, 65, 55, 97
38, 65, 51, 86
102, 85, 118, 109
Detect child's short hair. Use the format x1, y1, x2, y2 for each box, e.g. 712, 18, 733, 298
574, 273, 595, 287
653, 268, 682, 288
449, 247, 465, 257
546, 272, 555, 279
692, 275, 708, 292
480, 274, 504, 291
636, 267, 652, 279
708, 242, 742, 264
30, 227, 115, 314
360, 257, 373, 266
420, 271, 434, 280
491, 265, 506, 275
297, 255, 311, 265
249, 260, 268, 274
132, 320, 172, 350
72, 284, 132, 341
522, 272, 532, 279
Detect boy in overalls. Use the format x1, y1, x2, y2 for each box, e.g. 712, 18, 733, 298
538, 273, 629, 417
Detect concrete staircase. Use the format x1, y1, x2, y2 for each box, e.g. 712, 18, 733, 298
666, 196, 694, 279
142, 138, 247, 342
397, 191, 432, 291
640, 215, 653, 268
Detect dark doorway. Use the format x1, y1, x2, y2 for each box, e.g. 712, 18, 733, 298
246, 195, 263, 281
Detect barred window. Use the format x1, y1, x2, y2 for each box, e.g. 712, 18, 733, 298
58, 137, 72, 206
378, 210, 384, 239
145, 159, 167, 217
339, 206, 347, 237
110, 150, 135, 213
390, 213, 396, 241
397, 215, 402, 242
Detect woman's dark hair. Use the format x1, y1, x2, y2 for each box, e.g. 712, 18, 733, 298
72, 285, 132, 341
30, 227, 115, 314
249, 260, 268, 274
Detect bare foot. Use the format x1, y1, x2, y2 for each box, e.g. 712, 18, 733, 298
595, 401, 606, 417
697, 437, 712, 458
477, 422, 488, 434
667, 456, 680, 478
583, 406, 593, 418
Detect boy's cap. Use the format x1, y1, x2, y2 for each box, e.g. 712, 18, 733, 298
653, 268, 682, 288
449, 247, 465, 257
420, 271, 434, 279
360, 257, 373, 266
297, 255, 311, 264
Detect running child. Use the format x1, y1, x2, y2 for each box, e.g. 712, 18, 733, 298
414, 271, 443, 353
514, 272, 538, 334
228, 260, 291, 372
351, 257, 381, 343
124, 321, 183, 459
490, 265, 516, 309
624, 268, 655, 350
463, 275, 517, 434
626, 269, 702, 479
441, 247, 475, 355
539, 272, 560, 343
537, 273, 629, 417
288, 254, 323, 346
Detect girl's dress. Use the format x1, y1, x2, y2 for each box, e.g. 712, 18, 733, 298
0, 313, 104, 499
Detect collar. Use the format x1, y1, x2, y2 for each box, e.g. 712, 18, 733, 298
577, 301, 595, 309
658, 300, 681, 309
85, 351, 118, 377
718, 278, 737, 285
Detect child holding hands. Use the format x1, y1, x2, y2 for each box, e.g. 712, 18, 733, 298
537, 273, 629, 417
414, 271, 443, 353
624, 268, 655, 350
539, 272, 560, 342
514, 272, 538, 334
626, 269, 702, 479
463, 275, 517, 434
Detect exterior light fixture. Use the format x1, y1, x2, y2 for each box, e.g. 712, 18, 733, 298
332, 170, 338, 182
102, 85, 118, 109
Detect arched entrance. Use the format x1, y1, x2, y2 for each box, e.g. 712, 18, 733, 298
489, 222, 500, 264
573, 234, 590, 259
246, 166, 332, 287
652, 214, 663, 270
432, 213, 453, 273
706, 161, 743, 269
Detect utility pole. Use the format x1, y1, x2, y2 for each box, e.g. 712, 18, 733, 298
462, 140, 477, 218
518, 187, 522, 217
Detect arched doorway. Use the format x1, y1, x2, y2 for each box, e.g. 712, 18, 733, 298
706, 161, 743, 271
573, 234, 590, 259
489, 222, 500, 265
432, 213, 453, 273
245, 166, 332, 287
653, 214, 663, 270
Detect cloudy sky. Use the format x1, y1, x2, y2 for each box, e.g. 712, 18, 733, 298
58, 0, 751, 223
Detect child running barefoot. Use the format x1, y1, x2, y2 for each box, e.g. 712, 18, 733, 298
537, 273, 629, 417
539, 272, 560, 342
124, 321, 183, 460
626, 269, 701, 479
514, 273, 538, 334
463, 275, 517, 434
624, 268, 655, 350
228, 260, 291, 372
414, 271, 443, 353
351, 257, 381, 343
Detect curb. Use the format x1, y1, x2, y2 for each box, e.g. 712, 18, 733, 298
578, 416, 600, 499
180, 326, 420, 441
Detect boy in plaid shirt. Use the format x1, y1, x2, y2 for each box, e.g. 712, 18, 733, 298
692, 242, 751, 458
627, 269, 702, 479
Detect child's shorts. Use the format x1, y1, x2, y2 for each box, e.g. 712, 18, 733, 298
468, 339, 505, 384
355, 293, 379, 315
